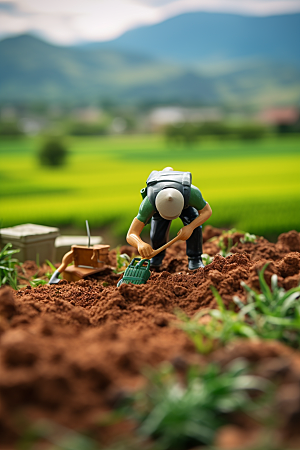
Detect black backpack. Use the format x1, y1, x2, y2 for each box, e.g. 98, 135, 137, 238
140, 170, 192, 210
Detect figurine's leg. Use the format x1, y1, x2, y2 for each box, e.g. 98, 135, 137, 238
180, 207, 204, 270
150, 213, 171, 268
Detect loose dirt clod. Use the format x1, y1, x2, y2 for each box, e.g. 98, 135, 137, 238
0, 228, 300, 447
0, 286, 17, 320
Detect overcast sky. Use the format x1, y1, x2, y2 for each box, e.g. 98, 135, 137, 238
1, 0, 300, 44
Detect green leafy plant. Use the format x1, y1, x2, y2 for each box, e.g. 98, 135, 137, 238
0, 243, 20, 289
121, 360, 270, 450
176, 264, 300, 353
18, 259, 56, 288
234, 263, 300, 347
175, 288, 257, 354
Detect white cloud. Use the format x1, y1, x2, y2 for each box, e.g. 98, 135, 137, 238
160, 0, 300, 17
71, 1, 160, 41
0, 11, 29, 34
0, 0, 161, 43
0, 0, 300, 44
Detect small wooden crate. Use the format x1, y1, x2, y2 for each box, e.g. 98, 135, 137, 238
63, 244, 110, 282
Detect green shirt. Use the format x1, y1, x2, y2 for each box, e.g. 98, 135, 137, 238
137, 185, 207, 224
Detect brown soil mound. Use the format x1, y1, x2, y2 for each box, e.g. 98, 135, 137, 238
1, 227, 300, 447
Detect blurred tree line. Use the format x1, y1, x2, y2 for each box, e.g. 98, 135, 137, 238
1, 101, 300, 145
164, 120, 300, 144
0, 100, 137, 138
2, 116, 300, 139
0, 120, 24, 137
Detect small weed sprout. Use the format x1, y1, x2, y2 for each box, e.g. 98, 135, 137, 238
217, 228, 237, 257
114, 250, 132, 274
240, 232, 257, 244
201, 253, 214, 266
210, 229, 256, 257
0, 243, 20, 289
29, 278, 49, 287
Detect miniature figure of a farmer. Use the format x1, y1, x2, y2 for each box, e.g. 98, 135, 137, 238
126, 167, 212, 270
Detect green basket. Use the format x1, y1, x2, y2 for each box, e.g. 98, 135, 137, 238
117, 258, 151, 287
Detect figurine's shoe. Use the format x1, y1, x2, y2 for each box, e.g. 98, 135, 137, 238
188, 258, 205, 270
150, 255, 163, 271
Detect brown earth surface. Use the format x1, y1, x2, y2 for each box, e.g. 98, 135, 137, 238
1, 226, 300, 448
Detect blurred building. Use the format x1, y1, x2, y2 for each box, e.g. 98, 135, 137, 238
257, 107, 299, 128
148, 106, 223, 131
72, 107, 103, 123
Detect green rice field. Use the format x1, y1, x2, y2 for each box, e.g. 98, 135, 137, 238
1, 134, 300, 240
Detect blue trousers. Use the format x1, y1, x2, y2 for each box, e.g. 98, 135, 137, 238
150, 206, 203, 266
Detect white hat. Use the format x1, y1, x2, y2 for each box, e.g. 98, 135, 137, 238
155, 188, 184, 220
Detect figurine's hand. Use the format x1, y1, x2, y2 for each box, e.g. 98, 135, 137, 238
138, 242, 154, 259
177, 225, 194, 241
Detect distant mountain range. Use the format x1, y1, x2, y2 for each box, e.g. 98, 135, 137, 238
1, 12, 300, 107
83, 12, 300, 65
0, 34, 218, 104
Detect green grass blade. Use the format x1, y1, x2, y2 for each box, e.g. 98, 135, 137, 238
0, 242, 12, 256
0, 265, 14, 271
281, 292, 300, 315
210, 286, 226, 312
258, 263, 273, 301
277, 286, 300, 306
45, 259, 56, 272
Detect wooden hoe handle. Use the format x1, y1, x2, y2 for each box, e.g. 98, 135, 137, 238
148, 234, 182, 259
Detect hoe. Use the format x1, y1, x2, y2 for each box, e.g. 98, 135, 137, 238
117, 234, 182, 286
